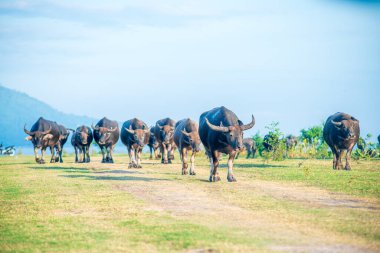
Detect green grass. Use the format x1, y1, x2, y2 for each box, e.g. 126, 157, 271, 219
0, 154, 379, 252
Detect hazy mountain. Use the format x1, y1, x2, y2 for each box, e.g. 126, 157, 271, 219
0, 85, 97, 146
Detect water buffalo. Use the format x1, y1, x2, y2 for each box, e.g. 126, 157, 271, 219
323, 112, 360, 170
174, 118, 201, 175
92, 117, 119, 163
199, 106, 255, 182
121, 118, 150, 168
263, 133, 279, 152
71, 125, 93, 163
53, 124, 71, 163
236, 138, 256, 159
154, 118, 176, 164
378, 135, 380, 145
24, 117, 61, 164
148, 126, 161, 159
285, 135, 298, 150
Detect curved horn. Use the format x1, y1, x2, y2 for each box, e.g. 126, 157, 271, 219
205, 118, 229, 133
67, 128, 75, 132
331, 120, 342, 127
41, 126, 52, 135
241, 115, 256, 131
124, 127, 135, 134
91, 123, 100, 130
24, 124, 35, 135
181, 128, 190, 137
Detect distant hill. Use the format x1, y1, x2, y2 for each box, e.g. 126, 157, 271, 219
0, 85, 96, 146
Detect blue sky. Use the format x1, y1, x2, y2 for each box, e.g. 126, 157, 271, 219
0, 0, 379, 138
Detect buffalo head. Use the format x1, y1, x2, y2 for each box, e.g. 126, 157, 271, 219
92, 124, 117, 145
24, 124, 53, 149
125, 126, 149, 148
205, 115, 255, 151
331, 118, 358, 140
157, 123, 175, 145
76, 126, 90, 145
181, 129, 201, 152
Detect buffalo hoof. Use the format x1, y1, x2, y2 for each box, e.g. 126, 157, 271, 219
39, 160, 45, 164
227, 175, 237, 182
344, 165, 351, 171
55, 157, 60, 162
50, 159, 55, 163
128, 163, 133, 168
109, 159, 114, 164
137, 165, 142, 169
209, 175, 221, 182
157, 154, 162, 159
101, 159, 106, 163
182, 169, 188, 175
190, 171, 196, 176
161, 160, 165, 164
35, 158, 41, 163
168, 160, 172, 164
336, 165, 343, 170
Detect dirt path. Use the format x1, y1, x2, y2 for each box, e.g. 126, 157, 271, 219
110, 163, 378, 253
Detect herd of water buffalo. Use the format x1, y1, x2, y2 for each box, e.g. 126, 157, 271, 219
23, 106, 361, 182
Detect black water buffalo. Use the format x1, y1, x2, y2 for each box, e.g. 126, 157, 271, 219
154, 118, 176, 164
378, 135, 380, 145
285, 135, 298, 150
53, 124, 71, 163
148, 126, 161, 159
121, 118, 150, 168
24, 117, 61, 164
236, 138, 256, 159
263, 133, 279, 152
323, 112, 360, 170
174, 118, 201, 175
71, 125, 93, 163
199, 106, 255, 182
92, 117, 119, 163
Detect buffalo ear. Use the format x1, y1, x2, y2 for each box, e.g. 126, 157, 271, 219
25, 136, 33, 141
238, 120, 244, 126
43, 134, 53, 140
351, 116, 359, 123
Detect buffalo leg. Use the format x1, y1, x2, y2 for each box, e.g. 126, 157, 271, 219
331, 146, 338, 170
108, 145, 114, 163
235, 151, 240, 159
209, 151, 221, 182
57, 143, 63, 163
227, 151, 237, 182
136, 148, 142, 168
181, 147, 188, 175
82, 146, 86, 163
86, 146, 91, 163
345, 144, 355, 171
149, 146, 153, 160
161, 144, 168, 164
100, 146, 107, 163
189, 151, 196, 176
252, 149, 256, 159
128, 147, 136, 168
74, 146, 79, 163
336, 150, 344, 170
34, 147, 41, 163
246, 149, 252, 159
49, 146, 55, 163
168, 144, 173, 164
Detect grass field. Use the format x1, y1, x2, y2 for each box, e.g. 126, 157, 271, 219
0, 153, 379, 252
